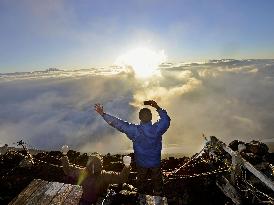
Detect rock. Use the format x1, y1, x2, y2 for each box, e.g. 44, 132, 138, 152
247, 140, 269, 155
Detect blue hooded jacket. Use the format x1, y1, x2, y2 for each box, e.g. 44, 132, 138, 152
102, 108, 170, 168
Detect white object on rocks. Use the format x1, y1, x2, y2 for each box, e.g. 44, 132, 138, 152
61, 145, 69, 155
238, 144, 246, 152
123, 155, 131, 166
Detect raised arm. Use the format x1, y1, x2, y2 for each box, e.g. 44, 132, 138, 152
155, 108, 171, 135
145, 100, 171, 135
94, 104, 138, 140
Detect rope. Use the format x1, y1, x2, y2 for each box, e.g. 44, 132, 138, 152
169, 147, 205, 175
101, 189, 116, 205
3, 138, 274, 205
167, 166, 231, 180
243, 178, 274, 203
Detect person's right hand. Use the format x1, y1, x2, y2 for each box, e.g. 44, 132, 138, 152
94, 104, 104, 115
144, 100, 160, 109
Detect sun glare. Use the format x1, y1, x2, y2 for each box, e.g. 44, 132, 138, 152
115, 47, 167, 78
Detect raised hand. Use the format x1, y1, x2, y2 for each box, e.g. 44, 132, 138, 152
94, 103, 104, 115
144, 100, 160, 109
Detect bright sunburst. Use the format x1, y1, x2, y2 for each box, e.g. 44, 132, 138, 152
115, 47, 167, 78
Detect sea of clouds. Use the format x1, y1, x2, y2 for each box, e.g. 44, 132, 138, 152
1, 59, 274, 155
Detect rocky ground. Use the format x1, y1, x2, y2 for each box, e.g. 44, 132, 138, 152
0, 139, 274, 204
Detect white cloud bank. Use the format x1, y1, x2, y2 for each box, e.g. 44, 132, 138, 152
1, 59, 274, 155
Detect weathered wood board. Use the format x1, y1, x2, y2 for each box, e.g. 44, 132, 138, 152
8, 179, 83, 205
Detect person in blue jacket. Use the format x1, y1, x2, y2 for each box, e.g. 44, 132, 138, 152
94, 100, 171, 198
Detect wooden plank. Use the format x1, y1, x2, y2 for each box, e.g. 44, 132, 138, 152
39, 182, 64, 205
216, 176, 242, 205
243, 159, 274, 191
49, 184, 73, 205
8, 180, 38, 205
25, 180, 51, 205
9, 179, 83, 205
221, 143, 235, 156
221, 142, 274, 192
231, 153, 243, 186
8, 196, 18, 205
62, 185, 83, 205
10, 179, 44, 205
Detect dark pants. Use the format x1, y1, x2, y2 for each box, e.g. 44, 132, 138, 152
136, 166, 163, 196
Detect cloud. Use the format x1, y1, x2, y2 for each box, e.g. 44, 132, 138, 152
0, 70, 137, 153
132, 77, 202, 108
1, 59, 274, 154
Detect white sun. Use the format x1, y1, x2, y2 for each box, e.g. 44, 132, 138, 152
115, 47, 167, 78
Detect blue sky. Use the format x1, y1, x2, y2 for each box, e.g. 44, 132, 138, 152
1, 0, 274, 72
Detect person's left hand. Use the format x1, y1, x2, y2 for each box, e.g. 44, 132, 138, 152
94, 104, 104, 115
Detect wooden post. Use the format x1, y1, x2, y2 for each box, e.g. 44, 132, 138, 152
221, 142, 274, 192
230, 151, 243, 186
243, 159, 274, 191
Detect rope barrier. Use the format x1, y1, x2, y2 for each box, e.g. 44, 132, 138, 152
169, 147, 205, 175
2, 139, 274, 205
206, 137, 274, 204
243, 177, 274, 203
167, 166, 231, 180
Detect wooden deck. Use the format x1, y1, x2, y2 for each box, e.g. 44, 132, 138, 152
8, 179, 83, 205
